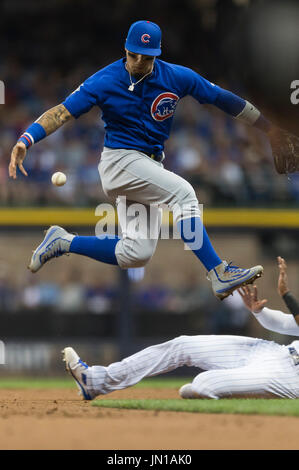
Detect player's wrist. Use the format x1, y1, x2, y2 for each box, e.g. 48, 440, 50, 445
252, 307, 263, 314
280, 289, 290, 297
282, 291, 299, 318
18, 122, 47, 148
18, 134, 32, 148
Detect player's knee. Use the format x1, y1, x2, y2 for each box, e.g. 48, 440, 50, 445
117, 253, 152, 269
171, 183, 201, 224
129, 252, 152, 268
132, 243, 154, 267
183, 181, 198, 202
116, 242, 154, 268
172, 335, 189, 348
168, 336, 196, 366
191, 374, 219, 399
192, 385, 218, 399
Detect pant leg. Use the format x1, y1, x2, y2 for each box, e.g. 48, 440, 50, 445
115, 197, 162, 268
99, 148, 201, 224
88, 335, 262, 395
99, 148, 222, 270
191, 342, 299, 399
190, 367, 274, 399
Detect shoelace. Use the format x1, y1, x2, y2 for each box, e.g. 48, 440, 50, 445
224, 262, 245, 274
78, 359, 88, 369
41, 241, 64, 262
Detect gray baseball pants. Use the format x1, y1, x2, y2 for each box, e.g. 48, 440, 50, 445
98, 147, 201, 269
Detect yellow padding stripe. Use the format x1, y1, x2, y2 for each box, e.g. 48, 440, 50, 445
0, 208, 298, 227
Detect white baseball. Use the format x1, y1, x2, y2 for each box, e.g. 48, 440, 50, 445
51, 172, 67, 186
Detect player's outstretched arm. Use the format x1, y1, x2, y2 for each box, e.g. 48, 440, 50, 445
35, 103, 73, 136
277, 256, 299, 325
277, 256, 290, 296
238, 285, 268, 313
201, 82, 299, 174
9, 104, 73, 179
213, 88, 299, 175
239, 284, 299, 335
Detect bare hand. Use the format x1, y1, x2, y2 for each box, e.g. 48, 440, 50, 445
277, 256, 290, 297
238, 285, 268, 313
9, 142, 28, 179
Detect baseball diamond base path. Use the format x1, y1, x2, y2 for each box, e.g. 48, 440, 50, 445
0, 388, 298, 450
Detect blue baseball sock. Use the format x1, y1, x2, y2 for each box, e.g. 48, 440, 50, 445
178, 217, 222, 271
70, 235, 120, 265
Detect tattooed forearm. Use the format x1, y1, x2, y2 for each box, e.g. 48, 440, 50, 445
35, 104, 73, 135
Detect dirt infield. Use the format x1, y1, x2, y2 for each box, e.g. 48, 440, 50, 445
0, 388, 298, 450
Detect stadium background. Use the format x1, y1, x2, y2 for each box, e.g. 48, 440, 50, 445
0, 0, 299, 377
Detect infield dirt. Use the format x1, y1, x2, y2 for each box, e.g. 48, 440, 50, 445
0, 388, 298, 450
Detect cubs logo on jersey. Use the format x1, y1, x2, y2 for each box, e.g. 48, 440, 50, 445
151, 92, 179, 121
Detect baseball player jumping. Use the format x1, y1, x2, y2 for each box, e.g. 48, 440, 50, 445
9, 20, 277, 300
63, 257, 299, 400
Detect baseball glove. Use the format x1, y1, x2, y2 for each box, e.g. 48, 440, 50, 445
269, 127, 299, 174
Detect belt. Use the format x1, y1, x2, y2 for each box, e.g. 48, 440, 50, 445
138, 150, 165, 163
106, 148, 165, 163
288, 347, 299, 366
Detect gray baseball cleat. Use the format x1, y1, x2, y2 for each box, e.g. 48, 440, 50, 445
28, 225, 75, 273
62, 347, 96, 401
207, 261, 263, 301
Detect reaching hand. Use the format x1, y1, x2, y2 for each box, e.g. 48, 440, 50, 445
238, 285, 268, 313
277, 256, 290, 297
9, 142, 28, 179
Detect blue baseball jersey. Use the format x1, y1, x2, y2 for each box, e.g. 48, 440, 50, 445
63, 58, 244, 155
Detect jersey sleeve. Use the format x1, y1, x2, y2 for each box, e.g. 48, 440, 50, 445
178, 66, 247, 116
62, 73, 101, 119
178, 66, 221, 104
252, 307, 299, 336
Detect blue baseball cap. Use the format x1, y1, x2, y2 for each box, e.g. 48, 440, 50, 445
125, 20, 162, 56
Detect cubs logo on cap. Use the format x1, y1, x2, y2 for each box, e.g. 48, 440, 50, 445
125, 20, 162, 56
151, 92, 179, 121
141, 34, 150, 44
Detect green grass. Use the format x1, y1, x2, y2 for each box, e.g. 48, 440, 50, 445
0, 377, 74, 389
92, 398, 299, 416
2, 377, 299, 416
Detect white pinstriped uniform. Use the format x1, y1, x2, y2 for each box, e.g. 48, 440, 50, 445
83, 307, 299, 399
86, 335, 299, 399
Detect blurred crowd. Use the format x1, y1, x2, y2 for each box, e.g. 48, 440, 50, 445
1, 0, 299, 208
0, 264, 251, 335
0, 2, 298, 364
1, 62, 298, 208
